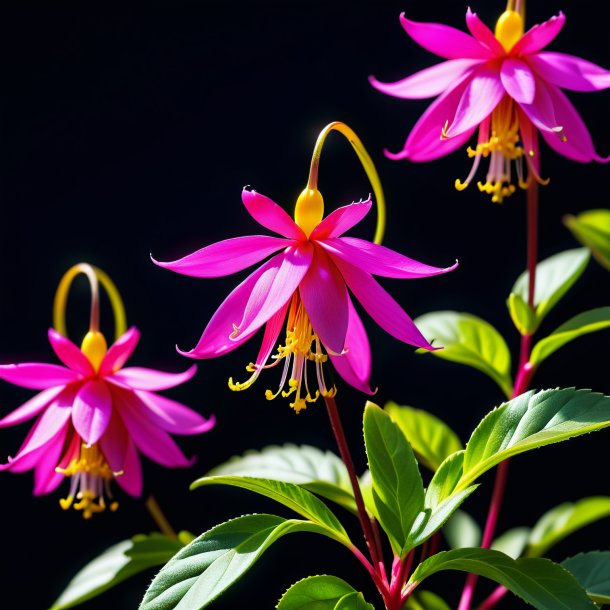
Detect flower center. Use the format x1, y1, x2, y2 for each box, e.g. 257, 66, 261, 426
81, 330, 108, 372
228, 294, 336, 412
57, 443, 119, 519
294, 188, 324, 238
494, 9, 524, 52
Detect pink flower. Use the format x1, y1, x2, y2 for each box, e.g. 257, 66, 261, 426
0, 327, 214, 518
154, 188, 456, 413
371, 7, 610, 202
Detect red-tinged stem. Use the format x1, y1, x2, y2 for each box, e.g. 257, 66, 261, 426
477, 584, 509, 610
324, 396, 385, 576
351, 544, 390, 604
458, 180, 539, 610
390, 551, 415, 610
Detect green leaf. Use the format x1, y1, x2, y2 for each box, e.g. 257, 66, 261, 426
404, 590, 451, 610
491, 527, 531, 559
408, 548, 596, 609
413, 311, 513, 397
140, 515, 339, 610
443, 510, 481, 550
277, 575, 374, 610
51, 533, 184, 610
527, 497, 610, 558
205, 444, 356, 514
564, 209, 610, 271
427, 388, 610, 510
530, 308, 610, 367
508, 291, 537, 336
364, 402, 424, 553
191, 476, 350, 544
384, 402, 462, 471
512, 248, 591, 332
562, 552, 610, 606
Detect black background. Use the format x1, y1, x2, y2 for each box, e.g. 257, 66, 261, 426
1, 1, 610, 608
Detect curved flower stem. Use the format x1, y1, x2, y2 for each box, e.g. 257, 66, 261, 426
458, 179, 539, 610
323, 395, 385, 579
145, 494, 177, 539
477, 583, 510, 610
307, 121, 386, 244
53, 263, 127, 340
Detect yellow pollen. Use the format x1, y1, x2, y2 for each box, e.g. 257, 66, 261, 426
495, 10, 524, 51
229, 295, 337, 411
294, 188, 324, 237
57, 443, 119, 518
80, 331, 108, 372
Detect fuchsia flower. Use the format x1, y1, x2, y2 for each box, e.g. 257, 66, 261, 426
0, 327, 214, 518
371, 6, 610, 202
155, 187, 456, 413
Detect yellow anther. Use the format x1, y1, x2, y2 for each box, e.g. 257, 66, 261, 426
59, 495, 74, 511
81, 331, 108, 372
455, 179, 469, 191
294, 188, 324, 237
495, 10, 524, 51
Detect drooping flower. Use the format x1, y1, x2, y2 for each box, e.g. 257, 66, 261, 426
154, 187, 456, 413
0, 327, 214, 518
371, 5, 610, 202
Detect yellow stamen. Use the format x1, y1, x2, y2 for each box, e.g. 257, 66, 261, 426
495, 10, 524, 51
294, 188, 324, 238
80, 331, 108, 372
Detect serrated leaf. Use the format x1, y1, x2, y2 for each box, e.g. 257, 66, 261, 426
528, 497, 610, 558
562, 552, 610, 605
408, 549, 596, 609
565, 209, 610, 271
508, 291, 537, 336
443, 510, 481, 550
140, 515, 339, 610
51, 533, 184, 610
491, 527, 531, 559
404, 590, 451, 610
191, 476, 349, 544
364, 402, 424, 553
530, 308, 610, 366
413, 311, 513, 397
427, 388, 610, 510
276, 575, 374, 610
206, 444, 356, 514
384, 402, 462, 471
512, 248, 591, 332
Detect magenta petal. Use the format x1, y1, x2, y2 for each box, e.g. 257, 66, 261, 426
329, 297, 374, 395
370, 59, 482, 100
109, 364, 197, 391
233, 243, 314, 341
0, 386, 64, 428
528, 52, 610, 92
399, 13, 493, 60
33, 424, 68, 496
242, 188, 305, 240
1, 403, 72, 472
48, 329, 94, 376
99, 327, 141, 377
310, 199, 372, 240
72, 380, 112, 446
501, 58, 536, 104
298, 246, 348, 355
518, 76, 563, 136
540, 84, 610, 163
114, 441, 143, 497
465, 8, 505, 56
333, 258, 434, 350
517, 110, 541, 173
0, 362, 80, 390
135, 390, 216, 435
321, 237, 457, 279
152, 235, 292, 279
100, 409, 130, 472
512, 12, 565, 56
117, 390, 194, 468
387, 78, 476, 161
443, 63, 505, 138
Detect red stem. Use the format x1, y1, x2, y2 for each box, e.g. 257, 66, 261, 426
457, 180, 539, 610
477, 584, 509, 610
